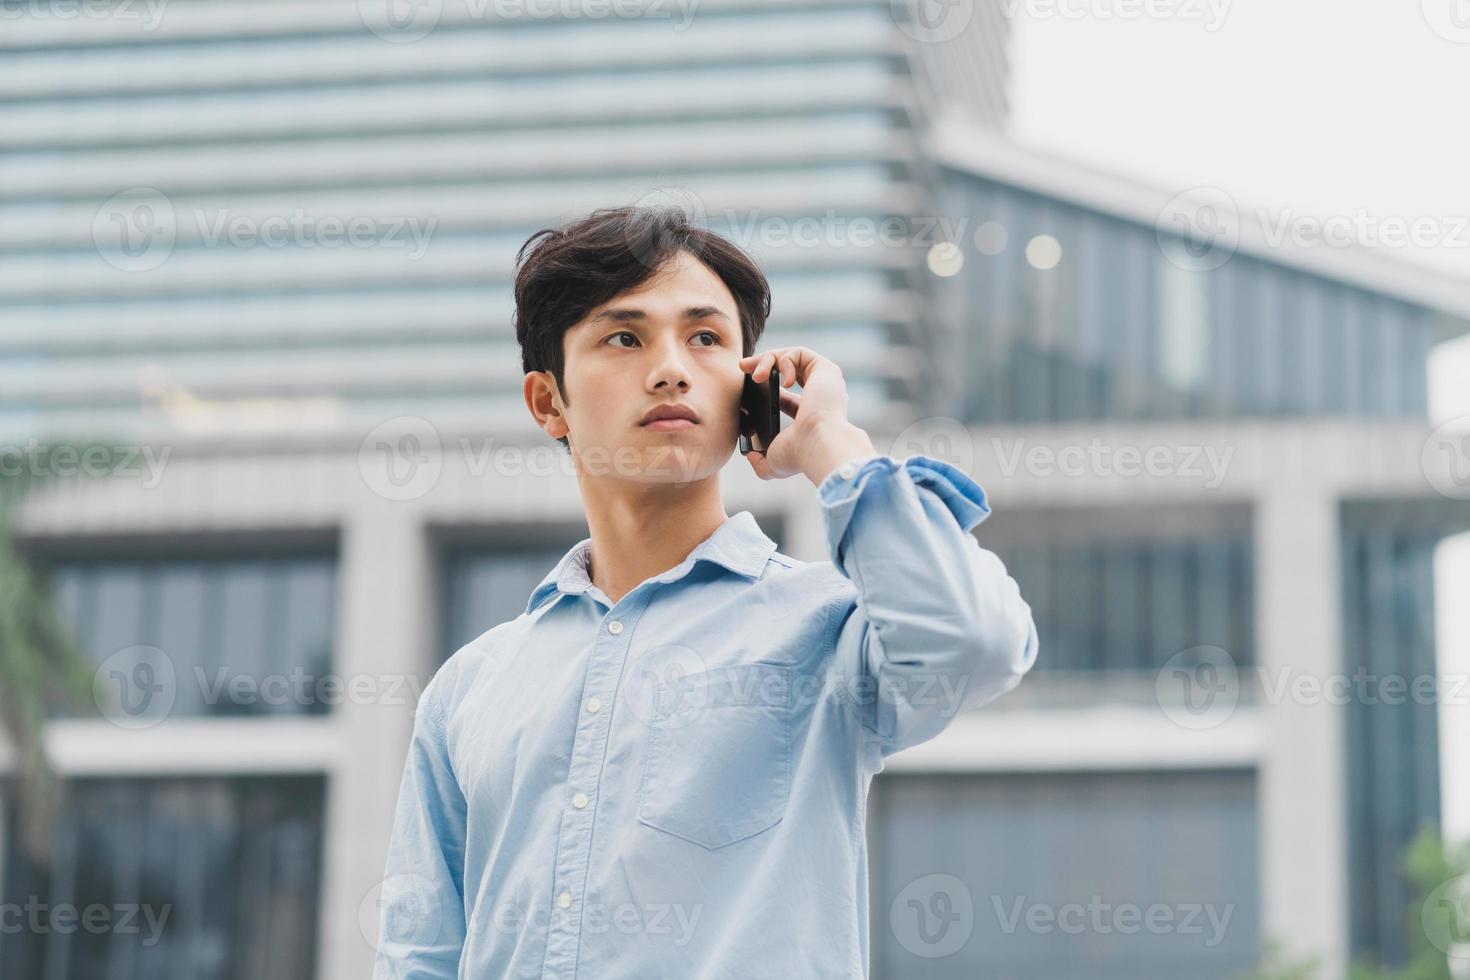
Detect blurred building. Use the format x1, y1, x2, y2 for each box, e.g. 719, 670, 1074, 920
2, 1, 1468, 978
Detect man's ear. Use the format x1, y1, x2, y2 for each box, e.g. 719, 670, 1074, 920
523, 371, 569, 440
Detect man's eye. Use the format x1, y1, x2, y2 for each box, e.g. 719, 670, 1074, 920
693, 331, 719, 346
608, 332, 639, 348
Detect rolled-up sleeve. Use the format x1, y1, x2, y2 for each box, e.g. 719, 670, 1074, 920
373, 676, 469, 980
819, 453, 1039, 759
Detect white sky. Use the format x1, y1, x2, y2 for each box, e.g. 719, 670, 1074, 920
1007, 0, 1470, 843
1007, 0, 1470, 283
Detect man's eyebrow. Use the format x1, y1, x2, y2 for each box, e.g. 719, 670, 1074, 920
588, 306, 733, 325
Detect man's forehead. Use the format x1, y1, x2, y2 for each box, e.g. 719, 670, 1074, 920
577, 288, 737, 332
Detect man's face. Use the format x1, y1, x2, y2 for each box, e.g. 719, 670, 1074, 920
538, 250, 745, 483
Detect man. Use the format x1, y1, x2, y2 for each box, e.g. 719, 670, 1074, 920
373, 205, 1038, 979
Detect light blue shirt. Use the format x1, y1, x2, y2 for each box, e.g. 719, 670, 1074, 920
374, 453, 1039, 979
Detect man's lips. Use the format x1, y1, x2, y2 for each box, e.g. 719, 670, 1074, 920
640, 418, 698, 431
638, 403, 701, 427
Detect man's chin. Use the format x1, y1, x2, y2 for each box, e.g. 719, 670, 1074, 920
573, 435, 723, 483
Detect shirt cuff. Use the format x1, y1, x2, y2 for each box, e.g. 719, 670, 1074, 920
817, 453, 993, 566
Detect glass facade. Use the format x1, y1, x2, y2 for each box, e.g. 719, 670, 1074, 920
1341, 501, 1468, 967
38, 554, 336, 719
2, 552, 335, 975
991, 532, 1255, 677
943, 170, 1442, 425
941, 158, 1464, 968
868, 770, 1261, 980
441, 537, 581, 660
0, 775, 326, 980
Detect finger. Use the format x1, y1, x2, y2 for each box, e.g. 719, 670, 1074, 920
744, 447, 770, 479
780, 347, 821, 387
778, 389, 801, 418
748, 346, 825, 386
780, 355, 796, 386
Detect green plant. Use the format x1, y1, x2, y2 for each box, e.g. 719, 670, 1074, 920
1240, 826, 1470, 980
0, 442, 129, 864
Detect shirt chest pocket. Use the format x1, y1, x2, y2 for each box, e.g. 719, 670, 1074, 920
636, 662, 792, 849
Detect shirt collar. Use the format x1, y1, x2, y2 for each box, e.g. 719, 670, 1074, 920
524, 510, 778, 615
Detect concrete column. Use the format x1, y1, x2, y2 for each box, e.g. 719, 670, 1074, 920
1255, 489, 1348, 975
316, 500, 437, 980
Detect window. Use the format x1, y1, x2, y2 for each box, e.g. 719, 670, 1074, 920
989, 529, 1255, 689
1, 775, 326, 980
442, 541, 579, 660
41, 555, 336, 720
868, 770, 1260, 980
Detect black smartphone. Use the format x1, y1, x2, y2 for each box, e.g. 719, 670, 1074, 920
738, 364, 781, 455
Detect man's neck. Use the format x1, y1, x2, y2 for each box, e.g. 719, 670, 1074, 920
579, 474, 730, 606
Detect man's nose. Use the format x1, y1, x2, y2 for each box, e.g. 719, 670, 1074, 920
648, 339, 692, 390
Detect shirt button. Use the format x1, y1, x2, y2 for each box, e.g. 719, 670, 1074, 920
585, 697, 602, 714
608, 620, 624, 635
572, 792, 589, 809
837, 461, 858, 480
557, 891, 572, 909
